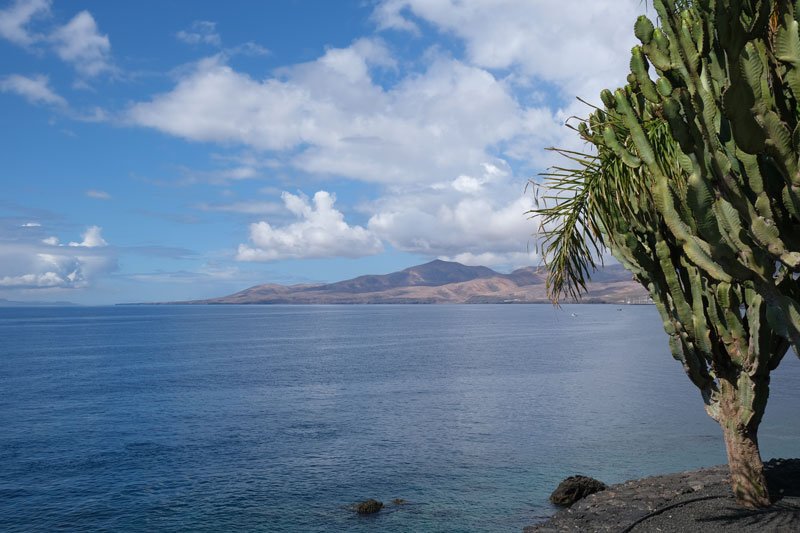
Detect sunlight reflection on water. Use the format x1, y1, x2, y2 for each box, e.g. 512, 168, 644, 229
0, 304, 797, 532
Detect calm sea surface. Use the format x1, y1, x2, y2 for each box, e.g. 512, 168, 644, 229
1, 304, 798, 532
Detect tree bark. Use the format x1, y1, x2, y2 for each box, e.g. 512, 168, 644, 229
721, 422, 770, 507
718, 377, 771, 508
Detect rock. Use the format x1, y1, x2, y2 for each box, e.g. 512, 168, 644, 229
529, 462, 800, 532
549, 475, 607, 506
391, 498, 407, 505
355, 499, 383, 514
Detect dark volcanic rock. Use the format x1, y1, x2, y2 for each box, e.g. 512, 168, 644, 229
549, 475, 608, 506
355, 499, 383, 514
528, 459, 800, 532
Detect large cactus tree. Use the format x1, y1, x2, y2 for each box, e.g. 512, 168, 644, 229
534, 0, 800, 507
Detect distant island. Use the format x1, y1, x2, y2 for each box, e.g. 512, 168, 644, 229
154, 259, 650, 305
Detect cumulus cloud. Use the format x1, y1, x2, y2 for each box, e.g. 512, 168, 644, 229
51, 10, 111, 77
362, 161, 541, 268
0, 0, 50, 46
177, 20, 221, 46
126, 4, 647, 269
126, 39, 540, 184
125, 4, 646, 182
237, 191, 383, 261
0, 74, 66, 106
0, 270, 70, 288
0, 225, 115, 289
373, 0, 645, 100
0, 3, 113, 83
126, 38, 568, 268
441, 251, 537, 269
68, 225, 107, 247
369, 190, 537, 265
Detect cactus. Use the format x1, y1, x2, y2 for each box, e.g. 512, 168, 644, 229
533, 0, 800, 508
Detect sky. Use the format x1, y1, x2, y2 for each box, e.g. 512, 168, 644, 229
0, 0, 648, 304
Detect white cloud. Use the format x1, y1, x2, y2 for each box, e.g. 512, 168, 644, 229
0, 271, 70, 288
0, 226, 115, 289
177, 20, 221, 46
374, 0, 645, 100
196, 200, 282, 215
124, 3, 645, 177
369, 190, 536, 261
86, 189, 111, 200
125, 4, 646, 270
451, 175, 484, 194
0, 3, 113, 82
68, 225, 107, 247
126, 39, 567, 269
0, 0, 50, 46
448, 162, 509, 194
175, 20, 269, 56
226, 41, 269, 57
363, 160, 540, 267
371, 0, 419, 34
175, 163, 263, 185
21, 222, 42, 227
51, 10, 111, 77
126, 40, 540, 185
237, 191, 383, 261
0, 74, 66, 106
441, 251, 536, 269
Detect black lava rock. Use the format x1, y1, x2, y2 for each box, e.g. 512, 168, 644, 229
355, 499, 384, 514
549, 475, 607, 506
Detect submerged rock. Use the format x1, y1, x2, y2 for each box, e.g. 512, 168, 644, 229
355, 499, 383, 514
391, 498, 407, 505
549, 475, 607, 506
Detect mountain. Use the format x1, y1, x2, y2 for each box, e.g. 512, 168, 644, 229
314, 260, 497, 293
176, 260, 649, 305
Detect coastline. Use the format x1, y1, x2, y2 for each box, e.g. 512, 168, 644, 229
117, 301, 657, 306
526, 459, 800, 532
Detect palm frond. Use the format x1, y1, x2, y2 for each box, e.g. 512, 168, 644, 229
530, 115, 677, 303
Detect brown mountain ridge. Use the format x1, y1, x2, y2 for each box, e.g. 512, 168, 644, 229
179, 259, 650, 304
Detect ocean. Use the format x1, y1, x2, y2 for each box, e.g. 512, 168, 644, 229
1, 304, 798, 532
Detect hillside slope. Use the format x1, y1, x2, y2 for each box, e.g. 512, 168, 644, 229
182, 260, 649, 304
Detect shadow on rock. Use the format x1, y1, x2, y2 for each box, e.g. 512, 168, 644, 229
695, 502, 800, 530
766, 458, 800, 500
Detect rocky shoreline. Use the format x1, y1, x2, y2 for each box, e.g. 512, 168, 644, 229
526, 459, 800, 532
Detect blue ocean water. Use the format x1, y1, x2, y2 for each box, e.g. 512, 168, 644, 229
0, 304, 798, 532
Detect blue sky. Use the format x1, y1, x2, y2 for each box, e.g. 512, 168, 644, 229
0, 0, 645, 304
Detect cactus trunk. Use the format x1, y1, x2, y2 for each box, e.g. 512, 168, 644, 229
718, 376, 770, 508
721, 423, 769, 507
